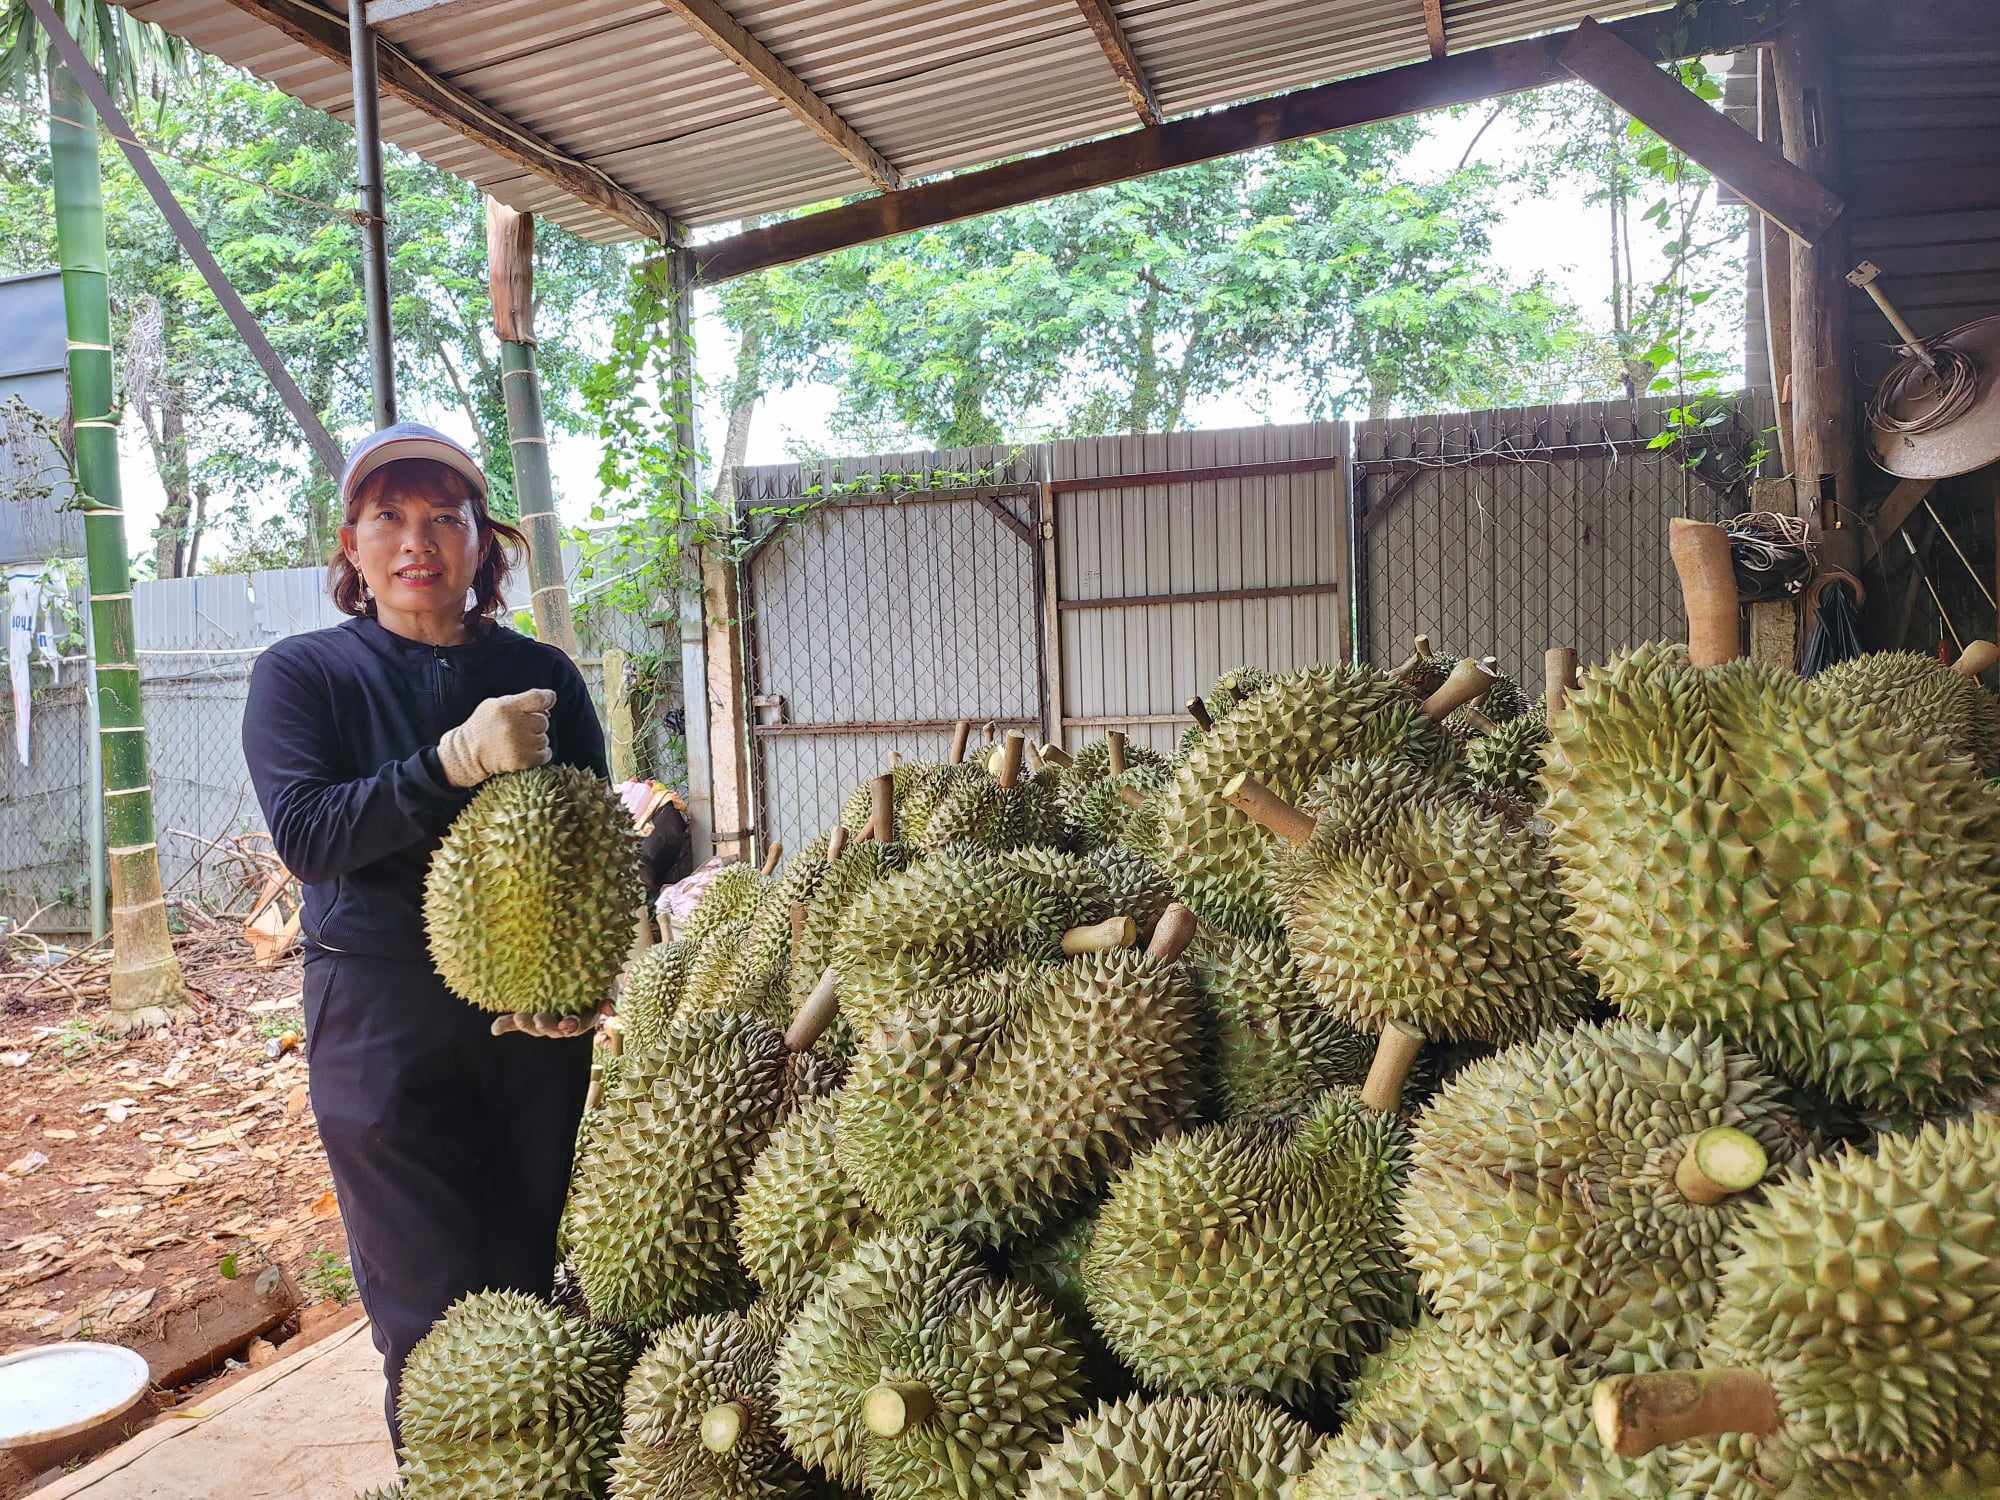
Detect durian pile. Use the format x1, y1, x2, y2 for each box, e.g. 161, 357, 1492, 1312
393, 518, 2000, 1500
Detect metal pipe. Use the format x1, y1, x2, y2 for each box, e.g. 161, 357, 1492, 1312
348, 0, 396, 427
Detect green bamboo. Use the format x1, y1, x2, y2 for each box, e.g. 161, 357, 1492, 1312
500, 338, 579, 655
50, 60, 188, 1034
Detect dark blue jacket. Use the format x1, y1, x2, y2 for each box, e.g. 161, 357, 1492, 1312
243, 614, 607, 962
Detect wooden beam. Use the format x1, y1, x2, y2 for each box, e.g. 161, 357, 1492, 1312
689, 0, 1774, 284
1747, 478, 1799, 672
1559, 17, 1842, 245
1867, 475, 1940, 557
1756, 48, 1793, 474
1421, 0, 1446, 60
656, 0, 901, 190
1073, 0, 1163, 125
217, 0, 678, 244
702, 550, 753, 863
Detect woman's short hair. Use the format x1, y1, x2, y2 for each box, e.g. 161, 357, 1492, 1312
328, 458, 529, 624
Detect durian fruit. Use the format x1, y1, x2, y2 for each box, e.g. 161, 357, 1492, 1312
620, 941, 696, 1056
1594, 1111, 2000, 1500
1543, 630, 2000, 1117
1023, 1393, 1322, 1498
608, 1301, 818, 1500
354, 1489, 405, 1500
907, 737, 1059, 852
679, 862, 770, 947
994, 843, 1176, 937
1463, 705, 1550, 804
564, 1009, 838, 1330
772, 1232, 1087, 1500
1398, 1022, 1804, 1374
1179, 666, 1279, 756
1157, 662, 1472, 935
710, 835, 836, 1025
1187, 923, 1371, 1121
1810, 641, 2000, 776
835, 909, 1202, 1246
733, 1095, 884, 1314
841, 763, 954, 844
424, 765, 642, 1016
1055, 732, 1171, 849
1250, 754, 1592, 1111
396, 1290, 631, 1500
1297, 1321, 1671, 1499
1081, 1085, 1411, 1409
1007, 1210, 1129, 1396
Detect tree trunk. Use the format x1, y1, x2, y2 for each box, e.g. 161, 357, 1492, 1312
50, 61, 189, 1035
149, 382, 193, 578
715, 322, 763, 501
1127, 288, 1160, 433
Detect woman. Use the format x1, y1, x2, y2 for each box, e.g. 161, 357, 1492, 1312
243, 423, 607, 1448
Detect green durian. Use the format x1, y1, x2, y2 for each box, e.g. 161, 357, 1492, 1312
1081, 1086, 1411, 1408
836, 939, 1201, 1246
1179, 666, 1280, 757
907, 761, 1053, 852
1399, 1022, 1805, 1374
396, 1290, 631, 1500
1543, 641, 2000, 1118
1600, 1111, 2000, 1500
684, 914, 760, 1020
1007, 1210, 1131, 1397
1463, 705, 1550, 804
679, 863, 770, 947
424, 765, 641, 1016
709, 836, 835, 1026
993, 844, 1176, 935
733, 1095, 885, 1314
608, 1303, 820, 1500
1023, 1393, 1322, 1498
1187, 924, 1371, 1121
620, 941, 696, 1056
1159, 665, 1456, 935
1810, 647, 2000, 775
840, 763, 955, 844
772, 1232, 1087, 1500
787, 838, 911, 1053
1057, 738, 1172, 848
354, 1490, 405, 1500
564, 1012, 835, 1330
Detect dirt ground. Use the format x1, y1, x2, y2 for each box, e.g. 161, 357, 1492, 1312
0, 924, 356, 1493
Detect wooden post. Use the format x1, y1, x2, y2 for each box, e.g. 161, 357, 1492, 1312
1774, 5, 1860, 578
703, 549, 753, 863
1040, 484, 1066, 750
666, 252, 713, 864
1747, 478, 1800, 672
602, 647, 638, 783
1756, 49, 1794, 474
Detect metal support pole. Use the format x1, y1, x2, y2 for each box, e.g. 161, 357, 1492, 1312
348, 0, 396, 428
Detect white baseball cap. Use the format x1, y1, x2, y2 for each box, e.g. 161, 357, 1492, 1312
339, 421, 489, 509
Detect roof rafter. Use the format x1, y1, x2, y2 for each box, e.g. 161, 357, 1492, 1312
1421, 0, 1446, 60
1073, 0, 1162, 126
656, 0, 903, 190
216, 0, 679, 243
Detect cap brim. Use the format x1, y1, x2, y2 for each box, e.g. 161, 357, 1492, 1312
342, 436, 489, 505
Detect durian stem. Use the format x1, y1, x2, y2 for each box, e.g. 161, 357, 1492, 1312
869, 773, 896, 844
827, 825, 850, 862
1458, 705, 1498, 734
1545, 647, 1578, 717
1592, 1369, 1781, 1458
1038, 742, 1074, 768
1106, 729, 1128, 778
760, 842, 784, 876
1118, 784, 1149, 809
1360, 1022, 1425, 1114
1062, 915, 1137, 955
1185, 695, 1214, 732
1950, 639, 2000, 678
888, 751, 902, 771
786, 967, 839, 1051
1145, 903, 1197, 963
949, 718, 974, 764
790, 902, 807, 953
1220, 772, 1316, 844
1024, 740, 1044, 771
1674, 1127, 1770, 1204
1668, 518, 1741, 666
701, 1401, 748, 1454
862, 1381, 934, 1438
983, 719, 999, 743
1419, 659, 1498, 720
998, 731, 1026, 789
1391, 632, 1434, 680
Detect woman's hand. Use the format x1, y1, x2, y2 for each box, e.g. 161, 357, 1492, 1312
437, 689, 556, 788
491, 1001, 614, 1040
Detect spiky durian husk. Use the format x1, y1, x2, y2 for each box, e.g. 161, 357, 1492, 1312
680, 863, 770, 947
565, 1013, 831, 1330
1066, 762, 1174, 852
608, 1304, 819, 1500
1399, 1022, 1804, 1374
1081, 1087, 1411, 1408
709, 836, 834, 1025
621, 942, 697, 1056
1057, 738, 1170, 816
772, 1232, 1087, 1500
786, 840, 911, 1056
1158, 666, 1454, 935
423, 766, 642, 1016
1273, 756, 1591, 1045
1058, 739, 1172, 848
1023, 1394, 1322, 1498
836, 948, 1200, 1247
906, 763, 1020, 851
397, 1290, 630, 1500
1811, 649, 2000, 776
1178, 666, 1280, 757
838, 763, 954, 842
1671, 1112, 2000, 1496
993, 844, 1176, 934
1463, 705, 1550, 804
355, 1489, 406, 1500
1188, 925, 1372, 1121
734, 1096, 884, 1314
1296, 1322, 1670, 1500
1543, 642, 2000, 1118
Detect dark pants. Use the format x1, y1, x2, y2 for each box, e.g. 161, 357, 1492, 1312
301, 951, 592, 1450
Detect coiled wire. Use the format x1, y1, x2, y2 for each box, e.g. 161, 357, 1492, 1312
1866, 341, 1980, 437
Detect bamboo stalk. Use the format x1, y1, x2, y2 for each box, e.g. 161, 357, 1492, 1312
1220, 772, 1316, 844
1592, 1370, 1781, 1458
1669, 518, 1742, 666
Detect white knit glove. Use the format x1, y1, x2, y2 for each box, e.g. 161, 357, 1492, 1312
436, 688, 555, 789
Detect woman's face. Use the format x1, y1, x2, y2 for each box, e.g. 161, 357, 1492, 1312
340, 473, 483, 629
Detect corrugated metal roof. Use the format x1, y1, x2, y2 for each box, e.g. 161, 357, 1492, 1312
113, 0, 1676, 246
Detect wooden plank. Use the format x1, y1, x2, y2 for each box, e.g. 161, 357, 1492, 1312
217, 0, 677, 244
702, 551, 752, 860
1757, 48, 1794, 473
689, 1, 1773, 283
1422, 0, 1447, 60
1559, 17, 1843, 245
1748, 478, 1799, 673
1866, 475, 1941, 557
1073, 0, 1164, 125
1059, 581, 1341, 611
656, 0, 902, 190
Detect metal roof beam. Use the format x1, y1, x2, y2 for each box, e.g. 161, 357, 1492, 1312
1073, 0, 1162, 126
656, 0, 902, 190
688, 0, 1775, 284
216, 0, 679, 244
